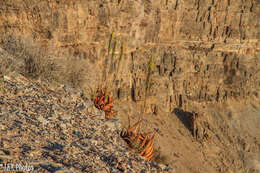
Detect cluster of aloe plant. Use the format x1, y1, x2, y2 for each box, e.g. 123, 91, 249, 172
95, 32, 157, 162
93, 32, 125, 120
121, 118, 156, 162
93, 87, 114, 119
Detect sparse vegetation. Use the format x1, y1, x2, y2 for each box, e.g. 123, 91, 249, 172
119, 42, 124, 62
108, 32, 114, 55
117, 42, 124, 75
115, 42, 125, 87
0, 33, 163, 164
104, 32, 126, 101
121, 118, 157, 162
0, 35, 89, 89
93, 87, 114, 119
111, 37, 117, 62
104, 32, 121, 88
143, 55, 155, 112
146, 55, 155, 92
24, 54, 57, 80
3, 21, 11, 32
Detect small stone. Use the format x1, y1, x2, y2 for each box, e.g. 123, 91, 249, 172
158, 163, 166, 170
37, 115, 49, 125
0, 124, 5, 130
0, 150, 6, 155
91, 140, 98, 146
104, 119, 121, 131
60, 114, 72, 121
96, 167, 108, 173
60, 123, 67, 129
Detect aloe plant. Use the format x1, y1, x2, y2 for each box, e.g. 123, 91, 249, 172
108, 32, 114, 54
115, 42, 124, 85
146, 55, 154, 92
111, 37, 117, 62
143, 55, 155, 113
119, 42, 124, 62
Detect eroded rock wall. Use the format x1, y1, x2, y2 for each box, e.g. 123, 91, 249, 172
0, 0, 259, 113
1, 1, 260, 172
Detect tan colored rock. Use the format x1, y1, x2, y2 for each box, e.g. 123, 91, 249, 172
0, 0, 259, 172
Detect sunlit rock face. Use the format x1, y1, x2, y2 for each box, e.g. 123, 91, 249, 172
0, 1, 259, 172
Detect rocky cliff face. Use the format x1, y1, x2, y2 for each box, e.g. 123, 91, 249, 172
0, 0, 259, 111
0, 0, 259, 172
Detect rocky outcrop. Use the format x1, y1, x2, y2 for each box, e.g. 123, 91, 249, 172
0, 0, 259, 172
0, 0, 259, 113
0, 73, 173, 172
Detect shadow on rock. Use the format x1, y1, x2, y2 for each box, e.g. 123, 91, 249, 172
172, 108, 194, 136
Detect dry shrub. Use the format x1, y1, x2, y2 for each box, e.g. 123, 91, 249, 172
0, 35, 58, 80
0, 36, 25, 75
0, 51, 19, 75
57, 57, 88, 89
0, 35, 88, 90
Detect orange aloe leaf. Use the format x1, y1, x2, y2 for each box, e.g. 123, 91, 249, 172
143, 143, 154, 158
140, 133, 155, 156
147, 152, 156, 161
105, 112, 111, 119
139, 132, 153, 149
103, 102, 113, 111
127, 119, 142, 136
145, 149, 154, 160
